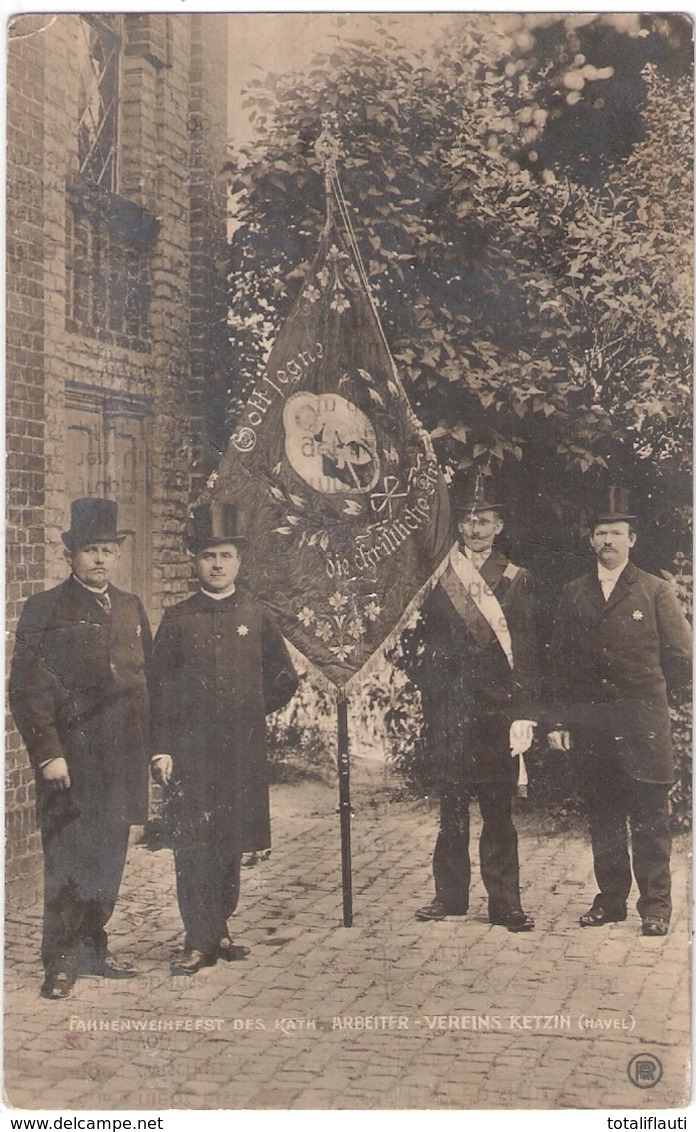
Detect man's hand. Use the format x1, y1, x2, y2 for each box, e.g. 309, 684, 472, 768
547, 730, 571, 751
151, 754, 173, 786
40, 757, 71, 790
509, 720, 535, 758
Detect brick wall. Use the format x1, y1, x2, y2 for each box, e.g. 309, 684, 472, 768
143, 14, 196, 613
188, 15, 230, 491
6, 14, 230, 905
6, 16, 48, 894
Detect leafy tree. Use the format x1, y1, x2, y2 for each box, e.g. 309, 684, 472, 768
225, 14, 692, 823
224, 14, 692, 572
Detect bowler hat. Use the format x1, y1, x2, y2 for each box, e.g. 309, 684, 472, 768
450, 472, 506, 518
186, 501, 248, 553
62, 498, 130, 550
593, 486, 636, 526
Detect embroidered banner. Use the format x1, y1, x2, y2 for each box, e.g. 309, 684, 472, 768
213, 211, 451, 687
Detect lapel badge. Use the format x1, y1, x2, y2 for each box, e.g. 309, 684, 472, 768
631, 609, 644, 621
136, 624, 142, 636
237, 624, 249, 636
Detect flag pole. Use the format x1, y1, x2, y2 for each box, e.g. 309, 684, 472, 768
315, 125, 339, 232
336, 687, 353, 927
315, 127, 354, 927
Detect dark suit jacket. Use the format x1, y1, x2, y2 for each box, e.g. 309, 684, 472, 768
149, 587, 298, 852
9, 575, 152, 826
414, 547, 540, 786
547, 561, 692, 783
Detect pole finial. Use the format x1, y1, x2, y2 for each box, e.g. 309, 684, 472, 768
315, 128, 339, 171
315, 127, 339, 231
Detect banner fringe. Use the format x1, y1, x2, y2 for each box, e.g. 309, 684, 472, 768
276, 549, 452, 701
343, 547, 453, 695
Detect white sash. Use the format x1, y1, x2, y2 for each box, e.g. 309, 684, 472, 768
449, 547, 514, 669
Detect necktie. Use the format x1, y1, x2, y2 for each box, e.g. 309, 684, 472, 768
600, 576, 617, 601
95, 590, 112, 616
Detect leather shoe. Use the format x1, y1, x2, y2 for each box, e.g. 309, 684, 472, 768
171, 949, 216, 976
579, 905, 627, 927
218, 938, 250, 962
97, 953, 138, 979
490, 910, 535, 932
40, 970, 75, 1000
642, 917, 669, 937
415, 900, 465, 922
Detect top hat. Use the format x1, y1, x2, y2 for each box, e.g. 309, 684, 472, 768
593, 486, 637, 526
186, 501, 248, 553
62, 498, 130, 550
449, 472, 506, 518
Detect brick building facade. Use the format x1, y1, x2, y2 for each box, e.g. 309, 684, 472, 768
6, 14, 230, 904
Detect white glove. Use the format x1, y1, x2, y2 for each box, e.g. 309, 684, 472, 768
548, 730, 571, 751
509, 720, 535, 758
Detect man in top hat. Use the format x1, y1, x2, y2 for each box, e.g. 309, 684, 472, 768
547, 489, 691, 936
9, 498, 152, 999
150, 500, 299, 974
412, 474, 540, 930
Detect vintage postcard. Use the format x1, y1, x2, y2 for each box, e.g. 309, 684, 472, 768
5, 10, 693, 1123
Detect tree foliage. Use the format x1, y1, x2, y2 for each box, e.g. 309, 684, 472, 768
224, 13, 692, 570
227, 14, 693, 824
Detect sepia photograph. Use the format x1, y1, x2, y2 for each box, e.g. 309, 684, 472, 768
4, 8, 693, 1119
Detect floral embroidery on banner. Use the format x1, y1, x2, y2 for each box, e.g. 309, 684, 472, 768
298, 243, 363, 319
296, 590, 382, 662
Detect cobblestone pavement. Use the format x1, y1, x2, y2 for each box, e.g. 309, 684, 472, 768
4, 760, 691, 1112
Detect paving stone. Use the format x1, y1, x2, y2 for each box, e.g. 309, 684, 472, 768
4, 763, 690, 1111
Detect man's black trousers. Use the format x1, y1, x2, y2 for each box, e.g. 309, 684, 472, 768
41, 815, 130, 977
433, 783, 522, 917
174, 840, 242, 956
583, 743, 672, 921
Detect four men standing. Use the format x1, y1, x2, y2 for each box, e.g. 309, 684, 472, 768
8, 484, 692, 997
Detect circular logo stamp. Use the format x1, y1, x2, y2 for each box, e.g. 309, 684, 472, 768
627, 1052, 663, 1089
231, 427, 257, 453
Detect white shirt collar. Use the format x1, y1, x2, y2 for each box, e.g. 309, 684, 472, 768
597, 561, 629, 583
452, 544, 492, 572
72, 574, 109, 595
200, 584, 236, 601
